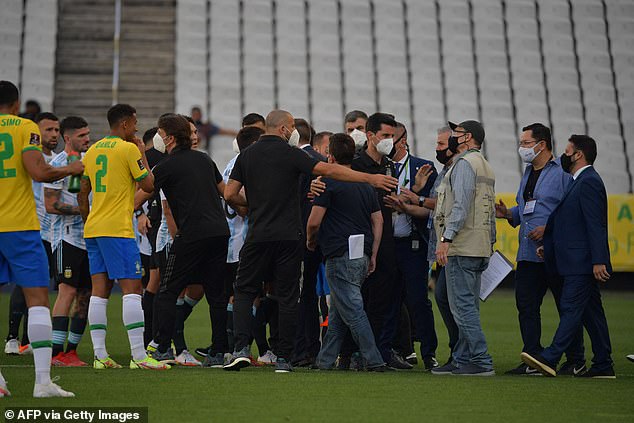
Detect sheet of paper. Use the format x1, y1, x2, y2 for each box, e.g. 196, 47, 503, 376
480, 250, 513, 301
348, 234, 364, 260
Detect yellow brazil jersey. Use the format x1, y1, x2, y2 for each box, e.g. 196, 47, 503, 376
83, 136, 148, 239
0, 114, 42, 232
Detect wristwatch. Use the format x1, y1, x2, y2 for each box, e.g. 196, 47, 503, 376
418, 196, 426, 207
440, 236, 452, 243
134, 209, 144, 218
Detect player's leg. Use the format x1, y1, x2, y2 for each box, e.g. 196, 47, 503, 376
5, 285, 26, 354
174, 284, 203, 366
51, 283, 76, 364
63, 250, 92, 366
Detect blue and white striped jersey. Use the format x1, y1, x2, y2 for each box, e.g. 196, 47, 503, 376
223, 155, 248, 263
34, 151, 56, 243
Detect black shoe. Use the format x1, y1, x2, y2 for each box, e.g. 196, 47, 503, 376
350, 352, 365, 371
195, 345, 211, 358
627, 354, 634, 363
558, 361, 587, 376
505, 362, 541, 376
293, 356, 315, 368
388, 350, 413, 370
423, 356, 439, 371
520, 352, 556, 377
336, 355, 350, 370
405, 352, 418, 365
574, 366, 616, 379
367, 364, 396, 372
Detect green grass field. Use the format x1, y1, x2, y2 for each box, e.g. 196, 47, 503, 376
1, 289, 633, 422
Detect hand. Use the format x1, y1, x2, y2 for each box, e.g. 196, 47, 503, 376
369, 174, 398, 192
536, 246, 544, 259
310, 176, 326, 197
306, 239, 316, 252
399, 188, 420, 205
527, 226, 545, 242
137, 213, 151, 236
368, 254, 377, 275
133, 136, 145, 153
67, 160, 85, 176
593, 264, 610, 283
495, 199, 510, 219
384, 193, 405, 213
413, 164, 433, 191
436, 241, 450, 266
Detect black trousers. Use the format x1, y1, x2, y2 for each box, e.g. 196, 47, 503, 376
292, 246, 322, 362
154, 235, 228, 354
233, 240, 302, 361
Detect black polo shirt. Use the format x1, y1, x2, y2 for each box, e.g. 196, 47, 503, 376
153, 147, 229, 241
230, 135, 319, 242
145, 147, 167, 224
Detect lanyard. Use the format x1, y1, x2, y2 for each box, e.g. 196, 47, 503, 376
395, 154, 410, 184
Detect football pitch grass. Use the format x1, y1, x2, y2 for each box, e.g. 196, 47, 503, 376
0, 288, 633, 422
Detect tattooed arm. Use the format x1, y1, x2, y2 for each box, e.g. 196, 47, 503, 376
44, 187, 80, 215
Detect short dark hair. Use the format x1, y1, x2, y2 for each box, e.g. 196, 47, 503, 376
143, 127, 158, 144
182, 115, 195, 125
569, 134, 597, 165
34, 112, 59, 123
236, 126, 264, 151
60, 116, 88, 136
242, 113, 265, 127
0, 81, 19, 107
312, 131, 332, 147
191, 106, 202, 113
107, 104, 136, 128
329, 133, 355, 165
158, 114, 191, 149
344, 110, 368, 123
522, 123, 552, 150
294, 118, 313, 145
366, 112, 397, 134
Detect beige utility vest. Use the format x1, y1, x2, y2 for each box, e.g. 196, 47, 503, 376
434, 149, 495, 258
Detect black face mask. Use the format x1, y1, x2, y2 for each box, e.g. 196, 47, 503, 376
436, 147, 451, 165
560, 152, 577, 174
448, 135, 465, 154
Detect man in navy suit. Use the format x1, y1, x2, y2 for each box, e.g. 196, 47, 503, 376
522, 135, 615, 378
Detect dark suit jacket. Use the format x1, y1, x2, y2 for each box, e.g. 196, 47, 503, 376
298, 145, 327, 234
405, 155, 437, 240
543, 166, 612, 276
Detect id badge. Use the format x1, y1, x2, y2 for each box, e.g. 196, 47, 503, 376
411, 239, 420, 251
523, 199, 536, 215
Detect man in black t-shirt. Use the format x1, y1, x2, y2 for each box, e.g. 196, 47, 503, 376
224, 110, 397, 373
136, 114, 230, 363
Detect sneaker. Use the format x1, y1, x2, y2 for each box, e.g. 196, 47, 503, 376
175, 350, 202, 367
405, 352, 418, 365
202, 352, 226, 368
431, 362, 459, 375
574, 366, 616, 379
451, 363, 495, 376
423, 356, 439, 371
367, 364, 396, 372
51, 352, 68, 367
387, 350, 413, 370
151, 348, 178, 365
275, 358, 293, 373
63, 350, 88, 367
33, 381, 74, 398
18, 344, 32, 355
627, 354, 634, 363
505, 362, 541, 376
336, 355, 351, 370
195, 345, 211, 358
520, 352, 556, 377
558, 361, 587, 376
257, 350, 277, 365
4, 339, 20, 355
223, 347, 251, 371
130, 355, 171, 370
0, 379, 10, 398
93, 356, 122, 369
146, 344, 157, 354
350, 352, 365, 371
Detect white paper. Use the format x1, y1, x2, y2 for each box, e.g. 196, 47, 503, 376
348, 234, 365, 260
479, 250, 513, 301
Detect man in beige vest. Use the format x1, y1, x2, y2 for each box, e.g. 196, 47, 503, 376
431, 120, 496, 376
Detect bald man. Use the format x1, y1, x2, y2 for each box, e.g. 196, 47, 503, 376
224, 110, 397, 373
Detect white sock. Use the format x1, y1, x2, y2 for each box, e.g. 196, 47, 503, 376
88, 296, 109, 360
122, 294, 146, 361
28, 306, 52, 385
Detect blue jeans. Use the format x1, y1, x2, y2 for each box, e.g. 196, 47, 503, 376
434, 266, 459, 355
316, 254, 384, 369
445, 256, 493, 369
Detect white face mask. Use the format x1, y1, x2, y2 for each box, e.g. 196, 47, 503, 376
518, 144, 541, 164
153, 132, 166, 154
232, 137, 240, 154
349, 129, 367, 148
287, 129, 300, 147
376, 137, 394, 156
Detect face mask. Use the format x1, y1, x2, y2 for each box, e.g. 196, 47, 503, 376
518, 144, 541, 164
560, 152, 577, 174
349, 129, 367, 148
376, 138, 394, 156
232, 138, 240, 154
436, 147, 451, 165
287, 129, 300, 147
448, 135, 465, 154
153, 132, 166, 154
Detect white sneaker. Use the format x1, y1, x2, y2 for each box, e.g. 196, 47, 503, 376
4, 339, 20, 355
627, 354, 634, 363
257, 350, 277, 365
33, 382, 75, 398
175, 350, 201, 367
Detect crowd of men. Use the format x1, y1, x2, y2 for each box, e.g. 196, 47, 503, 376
0, 78, 619, 398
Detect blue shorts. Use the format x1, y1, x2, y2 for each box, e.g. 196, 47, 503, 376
0, 231, 50, 288
85, 237, 142, 280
